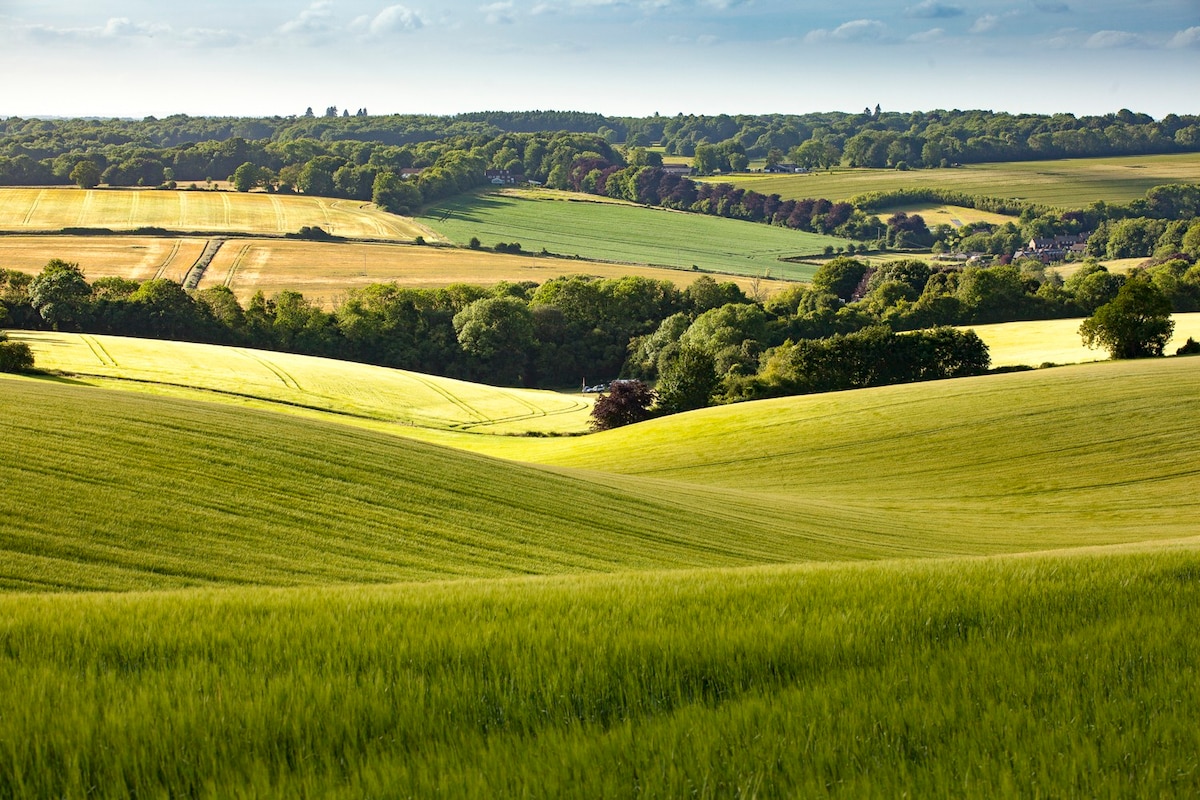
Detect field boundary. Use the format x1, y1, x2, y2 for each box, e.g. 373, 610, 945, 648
183, 238, 226, 289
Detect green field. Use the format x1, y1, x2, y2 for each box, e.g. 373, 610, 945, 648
4, 548, 1198, 797
4, 352, 1199, 591
8, 332, 592, 435
417, 189, 850, 280
707, 153, 1200, 208
6, 333, 1200, 794
0, 187, 431, 240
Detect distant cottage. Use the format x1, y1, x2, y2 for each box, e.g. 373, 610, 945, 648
1014, 232, 1091, 263
763, 163, 809, 174
660, 164, 694, 177
485, 169, 525, 185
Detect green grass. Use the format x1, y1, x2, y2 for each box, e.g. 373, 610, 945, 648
2, 548, 1198, 797
4, 352, 1199, 593
708, 153, 1200, 208
9, 331, 592, 435
6, 334, 1199, 795
417, 190, 850, 280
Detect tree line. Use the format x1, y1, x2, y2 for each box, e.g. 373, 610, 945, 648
7, 246, 1197, 406
4, 107, 1198, 190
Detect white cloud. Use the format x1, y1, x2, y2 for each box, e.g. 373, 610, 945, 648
907, 27, 945, 42
1085, 30, 1147, 49
23, 17, 170, 43
1167, 26, 1200, 49
905, 1, 964, 19
481, 2, 516, 24
369, 5, 425, 34
280, 1, 337, 38
970, 14, 1000, 33
805, 19, 887, 44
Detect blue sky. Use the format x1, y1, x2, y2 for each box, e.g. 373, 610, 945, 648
2, 1, 1197, 118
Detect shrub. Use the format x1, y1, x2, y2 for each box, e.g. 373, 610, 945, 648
0, 333, 34, 373
590, 380, 655, 431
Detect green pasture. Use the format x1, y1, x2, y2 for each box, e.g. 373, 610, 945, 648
2, 548, 1198, 797
10, 331, 591, 435
4, 352, 1199, 592
5, 335, 1200, 794
417, 190, 849, 280
0, 187, 430, 240
708, 153, 1200, 208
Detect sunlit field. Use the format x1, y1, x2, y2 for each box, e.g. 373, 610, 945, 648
0, 187, 432, 240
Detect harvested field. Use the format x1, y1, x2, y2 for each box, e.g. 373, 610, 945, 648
194, 239, 793, 305
0, 235, 208, 283
0, 187, 433, 240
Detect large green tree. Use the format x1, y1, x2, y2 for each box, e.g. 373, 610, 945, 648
1079, 273, 1175, 359
69, 160, 101, 189
654, 345, 718, 415
453, 296, 535, 385
28, 260, 91, 330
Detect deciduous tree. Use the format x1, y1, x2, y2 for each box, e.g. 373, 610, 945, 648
1079, 273, 1175, 358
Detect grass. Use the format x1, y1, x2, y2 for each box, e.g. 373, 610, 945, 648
4, 350, 1199, 592
1, 548, 1198, 797
965, 312, 1200, 367
707, 153, 1200, 208
0, 234, 209, 284
417, 189, 850, 280
193, 237, 794, 306
8, 331, 593, 435
4, 340, 1200, 794
0, 187, 431, 240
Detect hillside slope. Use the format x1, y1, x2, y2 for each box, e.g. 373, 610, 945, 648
4, 354, 1198, 592
12, 331, 592, 435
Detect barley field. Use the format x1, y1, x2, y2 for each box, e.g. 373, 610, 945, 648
0, 187, 432, 240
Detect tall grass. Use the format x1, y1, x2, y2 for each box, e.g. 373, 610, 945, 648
2, 548, 1197, 797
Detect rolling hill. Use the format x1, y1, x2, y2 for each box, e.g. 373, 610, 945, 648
10, 331, 593, 435
5, 338, 1200, 796
4, 351, 1198, 592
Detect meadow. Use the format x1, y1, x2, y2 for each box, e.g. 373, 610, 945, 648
417, 190, 849, 280
709, 152, 1200, 208
2, 548, 1198, 797
0, 187, 431, 240
4, 350, 1198, 592
5, 338, 1200, 794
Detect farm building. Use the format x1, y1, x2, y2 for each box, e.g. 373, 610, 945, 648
763, 163, 809, 174
1014, 232, 1091, 263
485, 169, 525, 185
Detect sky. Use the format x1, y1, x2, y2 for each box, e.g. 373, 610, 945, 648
1, 0, 1197, 119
